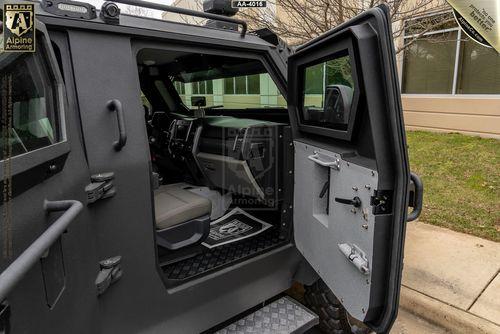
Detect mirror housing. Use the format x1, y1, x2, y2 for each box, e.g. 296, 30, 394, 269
324, 84, 353, 125
191, 96, 207, 108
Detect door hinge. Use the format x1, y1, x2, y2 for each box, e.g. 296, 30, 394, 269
86, 172, 115, 204
370, 190, 393, 214
338, 243, 370, 275
95, 256, 122, 296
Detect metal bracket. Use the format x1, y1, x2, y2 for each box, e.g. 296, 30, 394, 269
95, 256, 122, 296
86, 172, 115, 204
370, 189, 393, 214
338, 243, 370, 275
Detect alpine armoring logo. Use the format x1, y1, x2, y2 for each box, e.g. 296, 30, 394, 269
3, 3, 35, 52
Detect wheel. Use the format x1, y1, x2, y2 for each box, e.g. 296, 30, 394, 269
304, 279, 370, 334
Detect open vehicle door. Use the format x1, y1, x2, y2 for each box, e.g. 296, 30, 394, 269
289, 6, 410, 333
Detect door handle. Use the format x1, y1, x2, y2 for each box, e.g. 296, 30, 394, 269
407, 172, 423, 222
0, 200, 83, 302
307, 153, 340, 169
107, 99, 127, 151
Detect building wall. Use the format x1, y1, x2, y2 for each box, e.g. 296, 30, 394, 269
402, 96, 500, 138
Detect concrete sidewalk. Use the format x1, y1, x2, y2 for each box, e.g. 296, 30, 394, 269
399, 222, 500, 333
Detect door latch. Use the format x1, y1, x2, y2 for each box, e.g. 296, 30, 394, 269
86, 172, 115, 204
335, 196, 362, 208
338, 243, 370, 275
370, 190, 392, 214
95, 256, 122, 296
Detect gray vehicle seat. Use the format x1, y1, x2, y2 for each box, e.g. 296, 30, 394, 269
154, 183, 212, 229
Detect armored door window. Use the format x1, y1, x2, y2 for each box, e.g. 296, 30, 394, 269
301, 52, 356, 132
1, 39, 61, 160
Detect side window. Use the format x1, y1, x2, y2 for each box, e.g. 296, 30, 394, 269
170, 73, 285, 109
1, 40, 61, 160
302, 52, 355, 131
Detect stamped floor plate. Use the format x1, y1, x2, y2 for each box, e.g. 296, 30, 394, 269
215, 296, 318, 334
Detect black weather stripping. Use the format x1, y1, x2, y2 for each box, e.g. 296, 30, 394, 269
110, 0, 248, 37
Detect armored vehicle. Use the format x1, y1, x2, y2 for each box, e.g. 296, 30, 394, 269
0, 0, 423, 332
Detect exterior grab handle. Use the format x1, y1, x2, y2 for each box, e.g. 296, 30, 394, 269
407, 172, 423, 222
0, 200, 83, 302
107, 99, 127, 151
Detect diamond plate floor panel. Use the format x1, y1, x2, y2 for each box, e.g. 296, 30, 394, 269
162, 228, 284, 281
215, 296, 318, 334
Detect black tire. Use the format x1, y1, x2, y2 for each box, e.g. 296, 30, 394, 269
304, 279, 351, 334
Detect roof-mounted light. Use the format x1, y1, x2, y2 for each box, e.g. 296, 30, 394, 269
41, 0, 97, 20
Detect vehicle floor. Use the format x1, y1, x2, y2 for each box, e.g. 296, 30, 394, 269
161, 227, 286, 281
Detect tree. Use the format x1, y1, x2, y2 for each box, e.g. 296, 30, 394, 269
236, 0, 453, 53
122, 4, 153, 17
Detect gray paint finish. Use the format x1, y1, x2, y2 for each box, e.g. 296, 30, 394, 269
66, 29, 301, 333
293, 140, 378, 321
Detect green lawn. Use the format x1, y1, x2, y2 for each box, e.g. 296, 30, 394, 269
407, 131, 500, 242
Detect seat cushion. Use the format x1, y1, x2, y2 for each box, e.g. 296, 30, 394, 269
154, 183, 211, 230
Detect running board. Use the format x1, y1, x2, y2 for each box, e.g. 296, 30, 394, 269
215, 296, 319, 334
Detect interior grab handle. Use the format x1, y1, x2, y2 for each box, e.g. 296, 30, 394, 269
307, 153, 340, 169
0, 200, 83, 302
107, 99, 127, 151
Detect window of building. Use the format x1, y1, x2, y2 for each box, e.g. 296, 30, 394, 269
191, 80, 213, 95
402, 11, 500, 95
1, 49, 60, 160
174, 81, 185, 95
224, 75, 260, 94
456, 37, 500, 94
402, 31, 458, 94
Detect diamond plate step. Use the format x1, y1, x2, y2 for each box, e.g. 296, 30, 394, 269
215, 296, 319, 334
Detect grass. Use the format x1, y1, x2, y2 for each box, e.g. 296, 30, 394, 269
406, 131, 500, 242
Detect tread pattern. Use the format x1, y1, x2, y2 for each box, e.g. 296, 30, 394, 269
162, 228, 284, 280
304, 280, 351, 334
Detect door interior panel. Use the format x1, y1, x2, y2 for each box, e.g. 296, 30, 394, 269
294, 141, 379, 321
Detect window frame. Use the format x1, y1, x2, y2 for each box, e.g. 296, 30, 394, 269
401, 10, 500, 97
0, 22, 69, 181
290, 32, 361, 140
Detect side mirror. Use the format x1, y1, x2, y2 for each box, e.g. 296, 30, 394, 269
324, 85, 353, 125
191, 96, 206, 108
